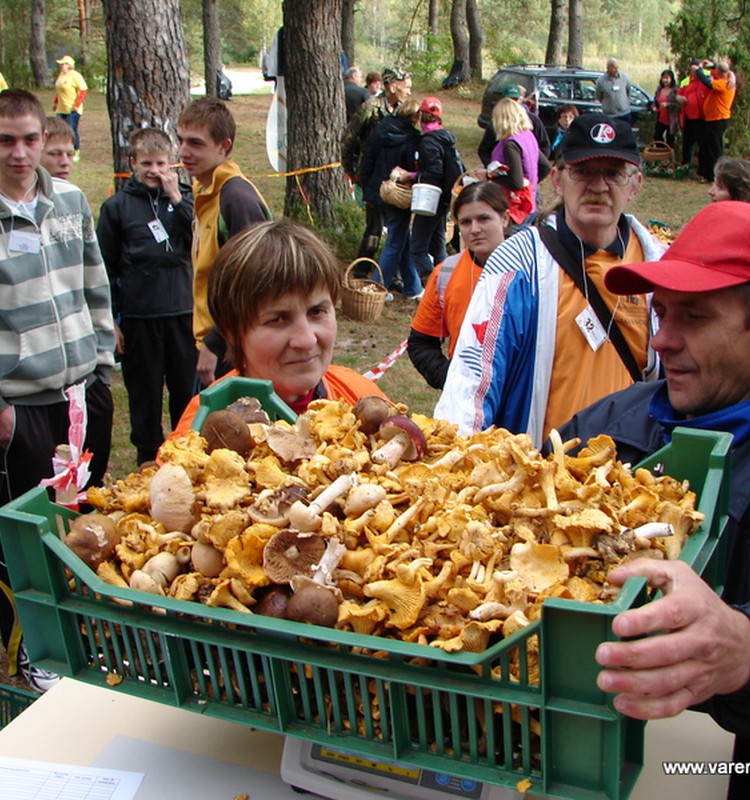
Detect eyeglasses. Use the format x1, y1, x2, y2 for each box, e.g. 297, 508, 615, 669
562, 165, 637, 187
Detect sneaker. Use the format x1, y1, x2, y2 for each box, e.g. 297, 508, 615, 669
404, 290, 424, 301
384, 292, 394, 303
17, 642, 60, 693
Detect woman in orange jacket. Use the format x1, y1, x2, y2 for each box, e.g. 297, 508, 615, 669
170, 220, 387, 439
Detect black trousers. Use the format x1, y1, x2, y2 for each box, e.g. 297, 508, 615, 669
354, 202, 383, 274
698, 118, 729, 181
0, 375, 113, 506
681, 118, 703, 166
120, 314, 196, 464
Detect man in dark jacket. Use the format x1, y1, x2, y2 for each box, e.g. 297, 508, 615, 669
341, 66, 412, 272
360, 98, 423, 299
97, 128, 196, 465
410, 96, 464, 284
556, 201, 750, 800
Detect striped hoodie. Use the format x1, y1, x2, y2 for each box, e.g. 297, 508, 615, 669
0, 168, 114, 410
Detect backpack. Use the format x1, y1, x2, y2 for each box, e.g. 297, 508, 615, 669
442, 140, 466, 197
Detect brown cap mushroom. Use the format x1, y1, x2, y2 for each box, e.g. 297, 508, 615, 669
370, 416, 427, 469
201, 410, 253, 456
262, 529, 326, 583
254, 585, 292, 618
286, 584, 340, 627
225, 396, 271, 425
353, 395, 392, 436
66, 513, 120, 570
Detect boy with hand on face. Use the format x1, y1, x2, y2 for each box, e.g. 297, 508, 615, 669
176, 98, 272, 387
41, 117, 76, 180
96, 128, 196, 465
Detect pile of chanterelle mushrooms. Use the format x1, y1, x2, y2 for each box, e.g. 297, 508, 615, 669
68, 395, 702, 656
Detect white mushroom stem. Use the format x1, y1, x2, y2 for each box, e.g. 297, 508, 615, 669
311, 537, 347, 586
288, 472, 358, 531
562, 546, 600, 561
371, 431, 413, 468
631, 522, 674, 539
470, 601, 514, 621
474, 469, 527, 502
381, 498, 424, 544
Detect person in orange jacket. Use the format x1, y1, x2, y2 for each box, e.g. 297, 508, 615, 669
52, 55, 87, 160
695, 59, 736, 182
169, 220, 387, 440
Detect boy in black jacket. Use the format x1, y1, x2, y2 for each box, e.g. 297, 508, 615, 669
97, 128, 196, 465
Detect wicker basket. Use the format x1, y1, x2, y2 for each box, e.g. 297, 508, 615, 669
379, 178, 412, 209
341, 258, 387, 322
642, 141, 675, 163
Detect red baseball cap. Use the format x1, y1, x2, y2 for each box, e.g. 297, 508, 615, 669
420, 96, 442, 115
605, 202, 750, 294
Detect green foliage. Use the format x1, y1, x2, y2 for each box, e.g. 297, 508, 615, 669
310, 199, 369, 262
666, 0, 750, 157
403, 33, 453, 83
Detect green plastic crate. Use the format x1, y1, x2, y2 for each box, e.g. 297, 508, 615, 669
190, 376, 297, 432
0, 684, 37, 729
0, 428, 731, 800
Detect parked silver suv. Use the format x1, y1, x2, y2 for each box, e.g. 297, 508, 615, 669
478, 63, 654, 146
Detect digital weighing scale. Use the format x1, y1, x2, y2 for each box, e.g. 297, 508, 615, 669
280, 738, 524, 800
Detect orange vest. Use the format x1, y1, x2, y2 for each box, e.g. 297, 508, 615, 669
167, 365, 387, 442
411, 249, 482, 358
543, 234, 649, 436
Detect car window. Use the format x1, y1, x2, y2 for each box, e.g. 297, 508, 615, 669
539, 78, 569, 100
573, 78, 598, 102
629, 84, 650, 108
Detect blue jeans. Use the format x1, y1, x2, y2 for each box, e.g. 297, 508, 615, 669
410, 206, 448, 282
376, 204, 422, 297
57, 110, 81, 150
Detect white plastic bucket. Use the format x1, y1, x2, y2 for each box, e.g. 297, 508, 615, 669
410, 183, 441, 216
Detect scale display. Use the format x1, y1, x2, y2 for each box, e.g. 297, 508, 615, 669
280, 738, 522, 800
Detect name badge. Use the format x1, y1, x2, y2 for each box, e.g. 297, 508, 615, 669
575, 305, 608, 351
8, 230, 42, 254
612, 83, 621, 91
148, 219, 169, 243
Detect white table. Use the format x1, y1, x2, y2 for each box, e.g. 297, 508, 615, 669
0, 678, 735, 799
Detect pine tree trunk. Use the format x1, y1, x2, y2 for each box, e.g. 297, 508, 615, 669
342, 0, 356, 66
203, 0, 222, 98
282, 0, 347, 224
449, 0, 471, 84
467, 0, 483, 81
30, 0, 51, 88
101, 0, 191, 191
428, 0, 439, 36
545, 0, 567, 65
567, 0, 584, 67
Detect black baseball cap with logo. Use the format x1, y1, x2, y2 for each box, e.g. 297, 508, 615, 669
560, 113, 641, 166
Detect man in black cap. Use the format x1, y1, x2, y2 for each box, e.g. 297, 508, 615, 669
435, 112, 662, 447
341, 66, 412, 271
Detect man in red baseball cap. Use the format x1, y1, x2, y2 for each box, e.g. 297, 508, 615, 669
556, 200, 750, 800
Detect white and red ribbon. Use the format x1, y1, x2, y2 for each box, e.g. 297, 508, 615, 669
362, 339, 408, 382
39, 383, 93, 509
